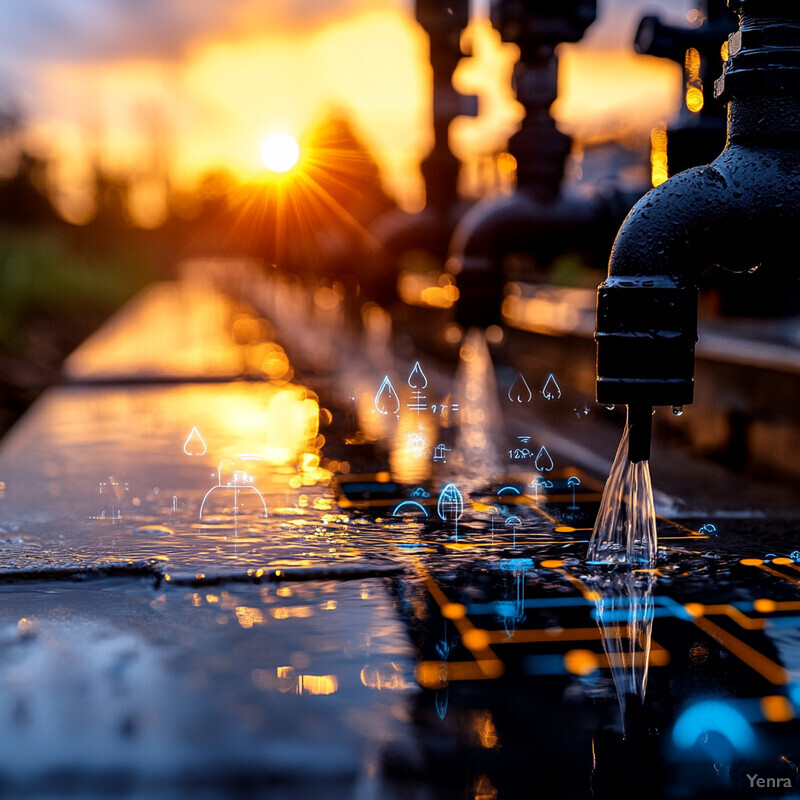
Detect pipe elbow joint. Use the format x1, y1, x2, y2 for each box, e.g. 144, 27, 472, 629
595, 167, 722, 408
596, 273, 698, 407
447, 196, 534, 329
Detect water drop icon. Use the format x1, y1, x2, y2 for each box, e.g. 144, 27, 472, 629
375, 375, 400, 415
534, 445, 554, 472
407, 361, 428, 389
508, 372, 532, 403
437, 483, 464, 523
541, 373, 561, 400
183, 426, 207, 456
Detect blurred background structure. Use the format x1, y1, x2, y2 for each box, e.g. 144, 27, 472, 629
0, 0, 728, 429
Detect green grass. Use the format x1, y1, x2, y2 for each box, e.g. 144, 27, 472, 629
0, 227, 156, 352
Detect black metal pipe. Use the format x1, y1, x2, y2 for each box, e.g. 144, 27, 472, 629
448, 187, 621, 328
366, 0, 475, 307
447, 1, 600, 328
627, 404, 653, 464
596, 0, 800, 462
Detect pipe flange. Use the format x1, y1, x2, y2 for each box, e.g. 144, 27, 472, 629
716, 62, 800, 98
716, 20, 800, 98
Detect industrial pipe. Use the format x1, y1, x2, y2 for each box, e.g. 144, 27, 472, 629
596, 0, 800, 461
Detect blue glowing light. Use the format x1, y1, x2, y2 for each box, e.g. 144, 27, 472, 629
567, 475, 581, 509
435, 690, 448, 720
790, 684, 800, 708
497, 486, 521, 496
437, 483, 464, 523
392, 501, 429, 517
672, 700, 756, 754
698, 523, 718, 535
432, 443, 450, 462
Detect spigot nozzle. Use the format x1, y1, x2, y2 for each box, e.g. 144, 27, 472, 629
627, 404, 652, 463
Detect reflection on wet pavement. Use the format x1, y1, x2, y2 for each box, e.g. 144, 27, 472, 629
0, 577, 418, 798
3, 274, 800, 797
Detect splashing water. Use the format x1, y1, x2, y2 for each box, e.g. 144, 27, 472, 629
587, 424, 657, 566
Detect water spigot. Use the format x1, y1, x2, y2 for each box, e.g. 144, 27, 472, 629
596, 0, 800, 463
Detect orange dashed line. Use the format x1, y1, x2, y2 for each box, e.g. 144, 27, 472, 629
411, 556, 504, 686
541, 493, 603, 503
530, 504, 559, 525
552, 567, 598, 601
761, 600, 800, 612
488, 626, 614, 644
656, 516, 703, 536
416, 659, 504, 688
692, 604, 765, 630
554, 526, 592, 533
691, 615, 787, 685
751, 562, 800, 589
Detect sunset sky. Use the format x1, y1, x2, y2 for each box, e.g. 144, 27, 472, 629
0, 0, 697, 222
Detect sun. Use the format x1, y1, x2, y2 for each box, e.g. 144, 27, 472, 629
260, 132, 300, 173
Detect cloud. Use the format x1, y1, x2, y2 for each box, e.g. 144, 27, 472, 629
0, 0, 409, 64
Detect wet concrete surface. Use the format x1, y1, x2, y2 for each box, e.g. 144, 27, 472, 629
2, 265, 800, 798
0, 578, 417, 799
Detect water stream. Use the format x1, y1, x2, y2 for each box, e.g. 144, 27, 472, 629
590, 570, 656, 734
586, 420, 657, 567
